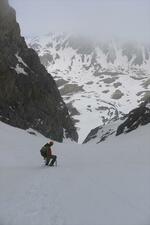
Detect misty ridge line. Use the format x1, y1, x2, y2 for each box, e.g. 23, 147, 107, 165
9, 0, 150, 43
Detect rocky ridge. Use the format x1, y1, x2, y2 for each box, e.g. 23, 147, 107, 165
83, 98, 150, 144
0, 0, 78, 142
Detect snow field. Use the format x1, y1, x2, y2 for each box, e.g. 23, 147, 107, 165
0, 122, 150, 225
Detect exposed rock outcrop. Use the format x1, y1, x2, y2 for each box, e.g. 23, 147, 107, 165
0, 0, 78, 142
111, 89, 124, 100
116, 99, 150, 135
83, 99, 150, 144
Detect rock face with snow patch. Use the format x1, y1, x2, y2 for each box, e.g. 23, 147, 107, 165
83, 118, 123, 144
0, 0, 78, 142
83, 99, 150, 144
116, 99, 150, 136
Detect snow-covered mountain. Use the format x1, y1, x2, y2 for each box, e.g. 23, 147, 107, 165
27, 33, 150, 142
0, 121, 150, 225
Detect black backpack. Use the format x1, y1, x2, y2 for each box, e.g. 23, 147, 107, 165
40, 144, 49, 158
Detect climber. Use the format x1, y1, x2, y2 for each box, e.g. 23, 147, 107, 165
40, 141, 57, 166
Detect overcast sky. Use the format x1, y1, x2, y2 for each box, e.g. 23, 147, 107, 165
9, 0, 150, 42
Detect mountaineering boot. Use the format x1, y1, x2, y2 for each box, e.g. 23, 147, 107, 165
49, 155, 57, 166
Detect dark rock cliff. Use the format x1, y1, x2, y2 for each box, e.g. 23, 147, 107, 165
116, 99, 150, 136
83, 98, 150, 144
0, 0, 78, 142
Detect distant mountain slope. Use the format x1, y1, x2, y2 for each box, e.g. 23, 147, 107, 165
83, 99, 150, 144
28, 33, 150, 142
0, 1, 78, 142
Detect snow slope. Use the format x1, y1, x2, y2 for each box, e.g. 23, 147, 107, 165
0, 121, 150, 225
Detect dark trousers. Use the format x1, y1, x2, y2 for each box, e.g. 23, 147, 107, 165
45, 155, 57, 166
